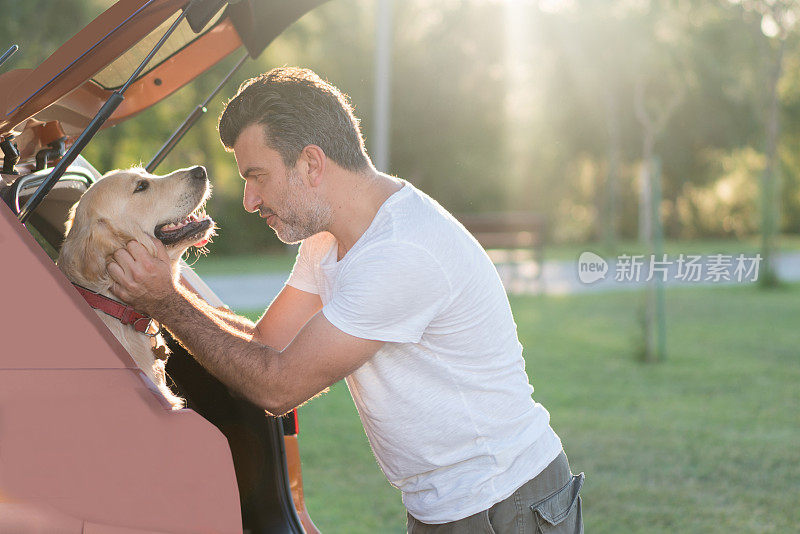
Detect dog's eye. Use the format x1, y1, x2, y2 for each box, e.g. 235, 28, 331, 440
133, 180, 149, 193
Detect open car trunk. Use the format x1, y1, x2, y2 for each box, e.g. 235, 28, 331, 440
0, 1, 328, 532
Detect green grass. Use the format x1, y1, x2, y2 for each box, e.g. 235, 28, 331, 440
188, 251, 297, 276
242, 283, 800, 533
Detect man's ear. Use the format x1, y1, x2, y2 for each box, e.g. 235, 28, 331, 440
300, 144, 326, 187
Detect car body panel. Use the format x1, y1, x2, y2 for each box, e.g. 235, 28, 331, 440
0, 199, 134, 370
0, 202, 243, 532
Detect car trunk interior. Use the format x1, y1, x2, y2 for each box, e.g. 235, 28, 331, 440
1, 168, 306, 534
1, 168, 93, 259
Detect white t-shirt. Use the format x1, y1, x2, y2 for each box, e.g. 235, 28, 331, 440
286, 180, 562, 523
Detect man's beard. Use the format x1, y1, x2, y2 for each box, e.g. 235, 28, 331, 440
266, 169, 331, 244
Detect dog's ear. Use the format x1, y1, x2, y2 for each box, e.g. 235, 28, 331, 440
63, 202, 78, 236
58, 216, 131, 289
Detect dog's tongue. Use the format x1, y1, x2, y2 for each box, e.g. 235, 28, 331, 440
194, 238, 209, 248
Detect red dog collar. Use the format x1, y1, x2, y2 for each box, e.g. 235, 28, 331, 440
72, 283, 158, 336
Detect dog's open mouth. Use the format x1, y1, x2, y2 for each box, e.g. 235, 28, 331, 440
154, 206, 214, 247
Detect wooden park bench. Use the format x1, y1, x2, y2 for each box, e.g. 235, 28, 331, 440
455, 211, 547, 289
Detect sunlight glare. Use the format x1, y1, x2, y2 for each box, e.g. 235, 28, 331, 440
538, 0, 576, 14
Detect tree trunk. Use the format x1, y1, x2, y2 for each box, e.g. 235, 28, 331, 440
603, 86, 620, 253
634, 78, 676, 363
639, 134, 654, 244
760, 37, 785, 287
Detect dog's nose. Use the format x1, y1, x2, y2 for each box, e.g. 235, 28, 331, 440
190, 166, 207, 180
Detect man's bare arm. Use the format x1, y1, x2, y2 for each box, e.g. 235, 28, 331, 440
163, 285, 284, 407
150, 284, 379, 415
179, 290, 257, 341
253, 285, 322, 349
107, 239, 367, 414
178, 278, 257, 337
178, 277, 322, 348
212, 306, 257, 335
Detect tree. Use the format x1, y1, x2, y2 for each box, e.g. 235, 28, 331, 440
731, 0, 800, 286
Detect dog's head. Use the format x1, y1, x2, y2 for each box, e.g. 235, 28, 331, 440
58, 166, 215, 290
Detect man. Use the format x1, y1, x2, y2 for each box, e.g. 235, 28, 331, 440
107, 67, 584, 533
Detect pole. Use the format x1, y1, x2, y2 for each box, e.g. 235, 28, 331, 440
373, 0, 393, 172
146, 51, 248, 173
652, 156, 666, 361
0, 45, 19, 70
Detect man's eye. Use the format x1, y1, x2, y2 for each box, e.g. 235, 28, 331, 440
134, 180, 149, 193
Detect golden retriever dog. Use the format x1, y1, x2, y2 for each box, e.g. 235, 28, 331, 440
58, 166, 215, 409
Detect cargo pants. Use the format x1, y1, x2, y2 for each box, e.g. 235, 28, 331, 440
406, 451, 584, 534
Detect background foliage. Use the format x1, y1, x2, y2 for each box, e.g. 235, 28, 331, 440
4, 0, 800, 254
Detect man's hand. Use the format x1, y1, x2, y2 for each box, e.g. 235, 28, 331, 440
107, 237, 177, 317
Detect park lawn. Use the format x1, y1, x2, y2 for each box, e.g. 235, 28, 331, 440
191, 235, 800, 276
239, 282, 799, 534
188, 250, 297, 276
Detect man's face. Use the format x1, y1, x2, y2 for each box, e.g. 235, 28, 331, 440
233, 124, 330, 244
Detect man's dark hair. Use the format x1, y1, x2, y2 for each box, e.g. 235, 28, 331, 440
218, 67, 371, 172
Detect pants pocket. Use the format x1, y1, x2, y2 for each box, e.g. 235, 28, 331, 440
529, 472, 584, 534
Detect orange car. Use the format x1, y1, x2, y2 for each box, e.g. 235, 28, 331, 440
0, 1, 328, 532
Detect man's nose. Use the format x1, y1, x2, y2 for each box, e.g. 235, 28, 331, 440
243, 181, 261, 213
